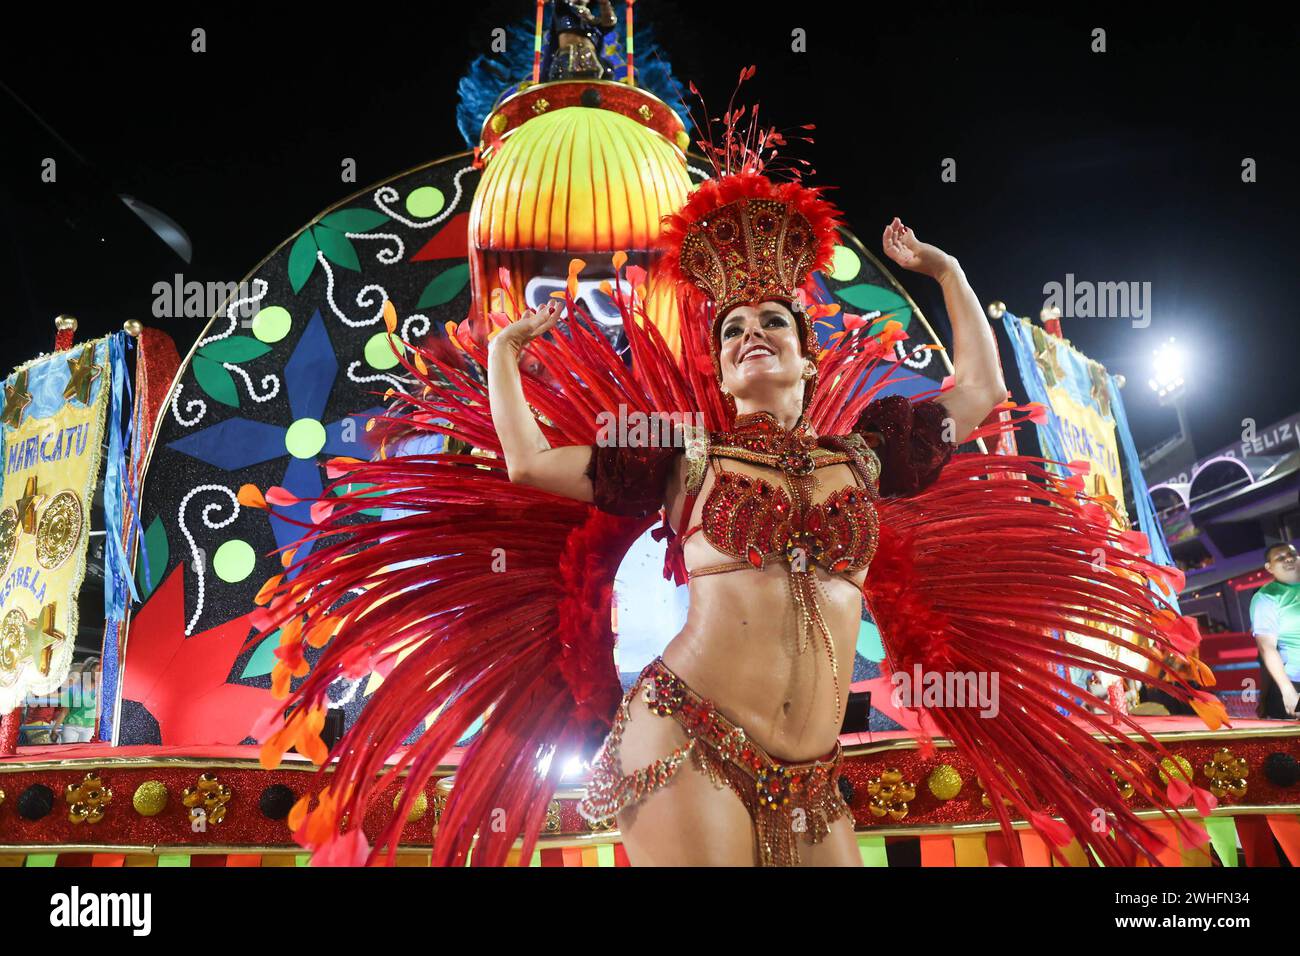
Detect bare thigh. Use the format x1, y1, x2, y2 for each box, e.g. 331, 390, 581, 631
794, 812, 863, 867
615, 689, 756, 866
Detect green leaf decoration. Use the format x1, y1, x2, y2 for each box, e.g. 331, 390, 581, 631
835, 282, 909, 315
288, 230, 319, 294
198, 336, 272, 364
136, 516, 170, 600
192, 354, 240, 407
319, 208, 390, 233
332, 481, 386, 517
312, 225, 360, 272
241, 630, 281, 679
416, 262, 470, 309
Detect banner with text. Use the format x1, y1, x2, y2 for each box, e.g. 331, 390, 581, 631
0, 338, 110, 712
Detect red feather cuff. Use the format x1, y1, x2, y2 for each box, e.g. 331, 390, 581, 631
855, 395, 955, 497
584, 444, 679, 518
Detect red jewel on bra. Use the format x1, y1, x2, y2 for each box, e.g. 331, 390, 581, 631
746, 545, 765, 569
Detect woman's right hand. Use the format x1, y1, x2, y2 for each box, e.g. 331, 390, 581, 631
490, 299, 563, 360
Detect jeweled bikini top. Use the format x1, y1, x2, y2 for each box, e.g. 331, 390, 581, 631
675, 411, 881, 580
654, 411, 881, 711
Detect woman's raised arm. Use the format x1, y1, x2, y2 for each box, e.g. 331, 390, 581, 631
881, 218, 1006, 441
487, 299, 596, 502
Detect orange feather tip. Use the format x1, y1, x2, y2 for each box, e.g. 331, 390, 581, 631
253, 574, 284, 607
1190, 691, 1230, 731
382, 300, 397, 333
566, 260, 586, 299
611, 250, 628, 271
237, 483, 268, 510
306, 619, 337, 649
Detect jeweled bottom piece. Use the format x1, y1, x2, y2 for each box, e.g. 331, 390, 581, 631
577, 656, 850, 866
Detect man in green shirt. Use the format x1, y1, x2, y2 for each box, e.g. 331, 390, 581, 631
1251, 543, 1300, 718
53, 657, 98, 743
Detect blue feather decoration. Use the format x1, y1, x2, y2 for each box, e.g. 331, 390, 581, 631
455, 17, 691, 149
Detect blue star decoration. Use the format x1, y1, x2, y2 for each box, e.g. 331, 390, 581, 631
167, 309, 382, 572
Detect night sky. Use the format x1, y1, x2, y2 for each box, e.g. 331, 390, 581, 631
3, 2, 1297, 459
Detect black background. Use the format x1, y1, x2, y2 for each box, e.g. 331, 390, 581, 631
2, 1, 1298, 456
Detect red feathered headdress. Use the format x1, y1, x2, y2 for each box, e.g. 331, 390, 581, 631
659, 171, 842, 356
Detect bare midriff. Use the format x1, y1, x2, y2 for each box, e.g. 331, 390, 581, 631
659, 459, 869, 763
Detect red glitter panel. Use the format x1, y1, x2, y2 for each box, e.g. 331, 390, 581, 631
841, 735, 1300, 829
0, 764, 442, 851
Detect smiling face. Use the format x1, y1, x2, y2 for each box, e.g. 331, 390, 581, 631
716, 300, 805, 403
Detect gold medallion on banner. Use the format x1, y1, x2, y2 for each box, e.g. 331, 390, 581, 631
0, 608, 27, 685
35, 491, 82, 571
0, 508, 17, 577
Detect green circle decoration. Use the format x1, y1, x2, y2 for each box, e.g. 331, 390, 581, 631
365, 332, 403, 370
285, 418, 327, 459
213, 540, 256, 583
405, 186, 445, 219
830, 245, 861, 281
251, 306, 292, 343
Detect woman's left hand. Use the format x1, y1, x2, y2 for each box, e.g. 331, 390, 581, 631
882, 217, 955, 281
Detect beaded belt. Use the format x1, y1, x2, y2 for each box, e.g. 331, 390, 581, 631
577, 656, 851, 866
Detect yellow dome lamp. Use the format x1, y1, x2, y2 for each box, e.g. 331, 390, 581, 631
478, 80, 690, 164
469, 79, 693, 347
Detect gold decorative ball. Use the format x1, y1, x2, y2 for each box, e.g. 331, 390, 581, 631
927, 764, 963, 801
986, 301, 1006, 320
0, 788, 5, 808
393, 790, 429, 822
1158, 754, 1194, 786
134, 781, 169, 816
55, 315, 78, 331
489, 113, 508, 134
123, 320, 144, 337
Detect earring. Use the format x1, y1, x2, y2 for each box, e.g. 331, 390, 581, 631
801, 360, 816, 381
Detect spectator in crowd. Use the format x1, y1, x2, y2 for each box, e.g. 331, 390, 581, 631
53, 657, 99, 743
1251, 542, 1300, 718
